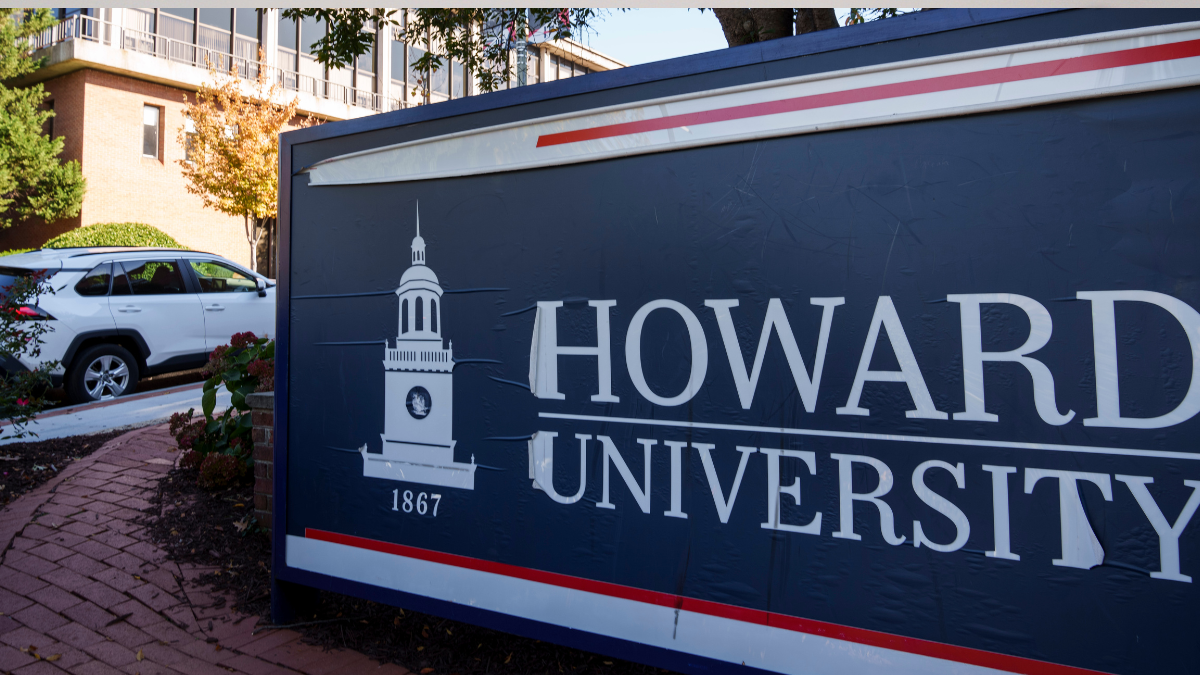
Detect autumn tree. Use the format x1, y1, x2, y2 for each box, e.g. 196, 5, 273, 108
0, 8, 85, 230
178, 56, 303, 275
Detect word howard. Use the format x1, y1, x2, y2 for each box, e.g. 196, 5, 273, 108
529, 290, 1200, 428
528, 434, 1200, 583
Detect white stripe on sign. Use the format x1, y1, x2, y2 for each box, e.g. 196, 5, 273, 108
286, 534, 1011, 675
306, 22, 1200, 186
536, 412, 1200, 462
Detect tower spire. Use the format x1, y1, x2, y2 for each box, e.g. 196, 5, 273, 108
411, 201, 426, 265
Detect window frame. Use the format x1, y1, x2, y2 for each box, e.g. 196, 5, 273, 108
141, 104, 162, 160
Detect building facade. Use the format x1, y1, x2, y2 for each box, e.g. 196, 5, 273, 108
9, 8, 624, 268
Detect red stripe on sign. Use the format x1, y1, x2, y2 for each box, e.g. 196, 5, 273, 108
306, 528, 1114, 675
536, 39, 1200, 148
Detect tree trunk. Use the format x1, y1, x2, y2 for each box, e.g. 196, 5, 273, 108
714, 8, 836, 48
713, 8, 757, 47
749, 9, 793, 42
244, 214, 260, 273
255, 216, 276, 279
796, 8, 839, 35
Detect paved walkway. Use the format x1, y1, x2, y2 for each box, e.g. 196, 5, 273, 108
0, 425, 407, 674
0, 384, 233, 446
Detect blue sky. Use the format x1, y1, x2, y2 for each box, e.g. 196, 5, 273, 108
580, 9, 728, 66
580, 9, 864, 66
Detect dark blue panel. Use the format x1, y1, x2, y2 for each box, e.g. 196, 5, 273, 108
276, 10, 1200, 675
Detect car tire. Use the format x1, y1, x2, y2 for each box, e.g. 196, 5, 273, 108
66, 344, 140, 404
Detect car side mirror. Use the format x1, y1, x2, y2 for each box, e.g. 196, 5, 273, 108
256, 277, 267, 297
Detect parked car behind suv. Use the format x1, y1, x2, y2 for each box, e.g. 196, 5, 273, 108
0, 247, 276, 403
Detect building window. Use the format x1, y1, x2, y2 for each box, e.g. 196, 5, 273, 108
452, 61, 465, 98
159, 8, 195, 44
198, 8, 231, 47
183, 116, 196, 162
527, 48, 540, 85
408, 42, 428, 103
431, 298, 438, 333
142, 104, 160, 159
402, 299, 409, 333
415, 296, 424, 331
390, 29, 405, 101
234, 8, 260, 71
430, 59, 449, 98
354, 31, 375, 99
278, 14, 297, 72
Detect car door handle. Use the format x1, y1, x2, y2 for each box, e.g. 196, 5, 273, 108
116, 305, 141, 313
205, 304, 225, 312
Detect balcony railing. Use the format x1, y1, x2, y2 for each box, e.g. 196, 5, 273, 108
29, 14, 387, 114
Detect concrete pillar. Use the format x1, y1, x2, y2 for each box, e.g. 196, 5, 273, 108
260, 8, 279, 70
376, 21, 391, 104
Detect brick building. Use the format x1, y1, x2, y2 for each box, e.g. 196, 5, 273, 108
8, 8, 624, 269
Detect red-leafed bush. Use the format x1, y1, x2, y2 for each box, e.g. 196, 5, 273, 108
167, 332, 273, 491
198, 452, 247, 490
179, 449, 204, 470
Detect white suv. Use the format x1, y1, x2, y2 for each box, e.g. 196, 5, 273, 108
0, 247, 276, 403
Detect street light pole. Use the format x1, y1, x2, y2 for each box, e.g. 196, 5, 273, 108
516, 8, 528, 87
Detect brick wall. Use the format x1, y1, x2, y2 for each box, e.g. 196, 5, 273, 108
0, 68, 308, 268
247, 392, 274, 534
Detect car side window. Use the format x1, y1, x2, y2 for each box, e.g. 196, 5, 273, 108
74, 263, 112, 296
117, 260, 185, 295
188, 260, 256, 293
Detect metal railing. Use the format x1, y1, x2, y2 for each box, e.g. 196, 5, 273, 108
29, 14, 385, 113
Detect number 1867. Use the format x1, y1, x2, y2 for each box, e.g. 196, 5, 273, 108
393, 489, 441, 516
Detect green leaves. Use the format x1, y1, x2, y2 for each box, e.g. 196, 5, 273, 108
43, 222, 181, 248
172, 333, 273, 462
202, 386, 217, 419
0, 269, 58, 440
0, 9, 85, 230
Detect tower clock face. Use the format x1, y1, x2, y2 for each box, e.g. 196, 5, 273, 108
406, 386, 432, 419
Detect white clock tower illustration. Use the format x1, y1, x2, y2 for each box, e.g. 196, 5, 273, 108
360, 205, 476, 490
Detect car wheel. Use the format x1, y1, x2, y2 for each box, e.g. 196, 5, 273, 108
66, 344, 140, 404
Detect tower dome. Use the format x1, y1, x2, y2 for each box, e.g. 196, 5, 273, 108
396, 202, 443, 339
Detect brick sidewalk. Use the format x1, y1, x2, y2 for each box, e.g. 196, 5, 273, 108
0, 424, 408, 675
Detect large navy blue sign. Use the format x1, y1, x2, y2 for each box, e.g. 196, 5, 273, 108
278, 12, 1200, 675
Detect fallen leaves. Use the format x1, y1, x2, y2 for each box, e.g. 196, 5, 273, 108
136, 648, 144, 661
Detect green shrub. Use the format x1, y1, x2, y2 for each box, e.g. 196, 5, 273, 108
43, 222, 183, 249
0, 249, 32, 257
